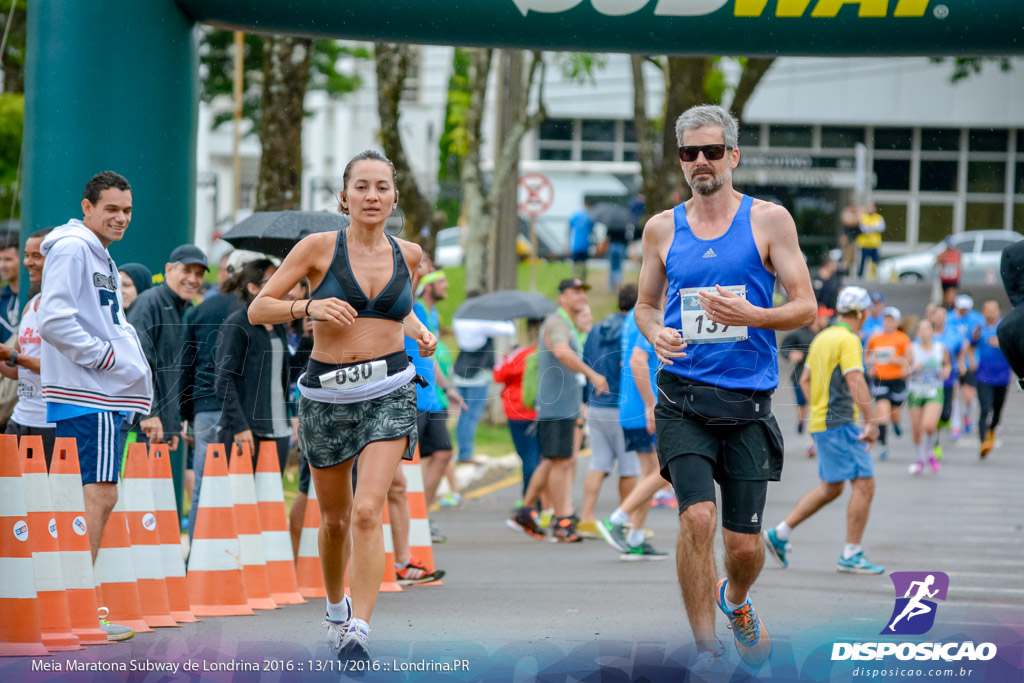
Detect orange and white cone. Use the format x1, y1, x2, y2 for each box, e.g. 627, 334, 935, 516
380, 501, 403, 593
228, 442, 277, 611
47, 438, 107, 646
254, 441, 304, 605
148, 444, 196, 623
186, 444, 253, 616
18, 435, 81, 651
402, 447, 443, 586
122, 443, 177, 628
0, 433, 48, 656
295, 476, 326, 599
94, 484, 153, 634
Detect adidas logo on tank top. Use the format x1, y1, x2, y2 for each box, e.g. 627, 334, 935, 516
702, 248, 717, 258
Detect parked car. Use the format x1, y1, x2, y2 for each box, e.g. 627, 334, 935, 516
876, 230, 1022, 283
433, 222, 560, 268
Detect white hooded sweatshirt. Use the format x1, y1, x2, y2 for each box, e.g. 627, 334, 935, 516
38, 220, 153, 414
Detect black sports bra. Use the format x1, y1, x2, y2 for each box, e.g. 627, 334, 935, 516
310, 229, 414, 322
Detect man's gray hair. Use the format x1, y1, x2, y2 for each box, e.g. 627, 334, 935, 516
675, 104, 739, 149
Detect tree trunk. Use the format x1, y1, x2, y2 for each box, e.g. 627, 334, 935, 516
731, 58, 775, 121
375, 42, 445, 242
460, 48, 493, 294
255, 36, 311, 212
631, 55, 659, 226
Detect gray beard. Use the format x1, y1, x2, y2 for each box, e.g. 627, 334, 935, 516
686, 168, 730, 196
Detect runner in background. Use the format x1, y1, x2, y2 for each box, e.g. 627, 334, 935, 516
906, 318, 950, 475
865, 307, 912, 461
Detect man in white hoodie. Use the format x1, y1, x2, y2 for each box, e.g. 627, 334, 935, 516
38, 171, 153, 641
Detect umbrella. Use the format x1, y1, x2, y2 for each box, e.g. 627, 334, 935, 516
221, 210, 349, 259
454, 290, 557, 321
590, 202, 635, 240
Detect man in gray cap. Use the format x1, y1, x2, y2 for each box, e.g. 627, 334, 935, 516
127, 244, 208, 514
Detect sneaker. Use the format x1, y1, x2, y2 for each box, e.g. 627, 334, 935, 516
323, 596, 354, 655
837, 551, 884, 574
506, 507, 546, 540
878, 445, 889, 461
690, 647, 727, 681
807, 443, 816, 458
597, 517, 630, 553
796, 419, 804, 435
620, 541, 668, 561
395, 556, 446, 585
576, 520, 601, 539
933, 443, 943, 460
551, 517, 582, 543
909, 460, 924, 475
980, 430, 995, 458
714, 578, 772, 667
928, 455, 941, 473
429, 521, 446, 544
963, 418, 972, 435
950, 427, 962, 441
439, 492, 462, 508
651, 490, 677, 509
339, 620, 371, 663
892, 422, 903, 438
97, 607, 134, 642
761, 528, 789, 568
538, 509, 554, 529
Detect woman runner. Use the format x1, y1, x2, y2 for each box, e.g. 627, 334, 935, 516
249, 150, 436, 662
907, 318, 951, 475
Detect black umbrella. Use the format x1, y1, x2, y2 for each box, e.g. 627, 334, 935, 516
221, 211, 349, 259
590, 202, 635, 234
454, 290, 557, 321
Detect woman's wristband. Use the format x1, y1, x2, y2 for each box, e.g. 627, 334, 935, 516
290, 300, 299, 320
305, 299, 313, 318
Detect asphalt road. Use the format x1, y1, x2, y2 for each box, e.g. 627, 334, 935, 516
3, 355, 1022, 682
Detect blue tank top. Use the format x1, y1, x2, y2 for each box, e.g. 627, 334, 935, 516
311, 229, 414, 322
662, 195, 779, 391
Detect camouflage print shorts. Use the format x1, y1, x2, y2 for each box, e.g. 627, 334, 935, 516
298, 381, 418, 469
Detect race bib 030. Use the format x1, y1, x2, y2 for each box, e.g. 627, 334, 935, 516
319, 360, 388, 390
678, 285, 748, 345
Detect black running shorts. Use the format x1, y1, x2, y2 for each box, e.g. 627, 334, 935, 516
416, 411, 452, 457
537, 418, 576, 459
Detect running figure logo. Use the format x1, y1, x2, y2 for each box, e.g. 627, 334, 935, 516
882, 571, 949, 635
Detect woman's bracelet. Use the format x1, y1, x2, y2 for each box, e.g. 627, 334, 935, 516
305, 299, 313, 318
290, 300, 299, 320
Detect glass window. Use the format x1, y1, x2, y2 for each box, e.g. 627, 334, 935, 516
981, 237, 1015, 253
821, 126, 864, 149
874, 203, 907, 243
874, 159, 911, 191
919, 160, 959, 192
921, 128, 961, 152
966, 203, 1005, 232
952, 235, 976, 253
1017, 162, 1024, 194
538, 147, 572, 161
580, 148, 615, 162
539, 118, 574, 141
918, 204, 954, 244
623, 149, 637, 163
1018, 132, 1024, 153
874, 127, 912, 151
969, 129, 1008, 152
1014, 204, 1024, 234
966, 162, 1006, 194
740, 124, 761, 147
581, 119, 616, 143
768, 125, 813, 148
623, 121, 636, 143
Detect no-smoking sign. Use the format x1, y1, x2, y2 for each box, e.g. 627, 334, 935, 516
518, 173, 554, 217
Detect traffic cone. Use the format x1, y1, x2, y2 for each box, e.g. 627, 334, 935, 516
18, 436, 81, 651
402, 447, 443, 586
295, 476, 326, 599
254, 441, 304, 605
121, 444, 177, 628
93, 482, 153, 634
148, 444, 196, 623
186, 444, 253, 617
0, 433, 48, 656
47, 438, 107, 646
380, 499, 403, 593
228, 442, 277, 611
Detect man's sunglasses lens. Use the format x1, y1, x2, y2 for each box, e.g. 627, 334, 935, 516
679, 144, 727, 162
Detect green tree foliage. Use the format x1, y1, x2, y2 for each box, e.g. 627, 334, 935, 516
437, 48, 471, 226
932, 57, 1013, 83
0, 93, 23, 219
198, 28, 368, 132
0, 1, 26, 94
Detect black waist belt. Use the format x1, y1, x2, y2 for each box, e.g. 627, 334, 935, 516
301, 350, 409, 388
662, 373, 773, 424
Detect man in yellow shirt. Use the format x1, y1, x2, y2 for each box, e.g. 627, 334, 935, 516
763, 286, 882, 574
856, 204, 885, 280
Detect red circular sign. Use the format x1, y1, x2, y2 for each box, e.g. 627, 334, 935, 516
517, 173, 554, 217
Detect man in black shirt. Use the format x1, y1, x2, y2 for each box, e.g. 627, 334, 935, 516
780, 306, 833, 454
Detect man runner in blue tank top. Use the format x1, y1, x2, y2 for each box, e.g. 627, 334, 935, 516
635, 105, 816, 670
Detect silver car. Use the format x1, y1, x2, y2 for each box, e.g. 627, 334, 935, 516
876, 230, 1023, 284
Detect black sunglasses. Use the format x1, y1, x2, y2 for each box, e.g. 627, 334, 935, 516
678, 144, 729, 162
